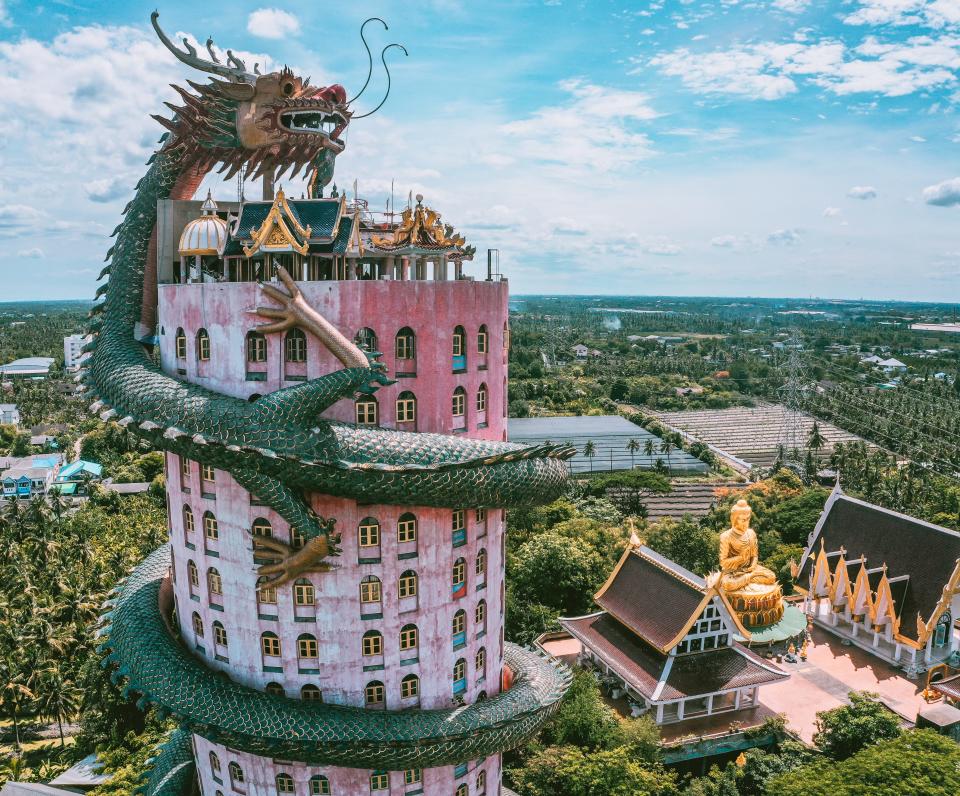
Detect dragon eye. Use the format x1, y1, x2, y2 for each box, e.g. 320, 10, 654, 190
282, 81, 295, 97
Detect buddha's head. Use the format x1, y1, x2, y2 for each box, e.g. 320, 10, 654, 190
731, 499, 752, 533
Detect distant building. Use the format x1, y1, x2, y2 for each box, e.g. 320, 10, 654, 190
878, 357, 907, 372
0, 403, 20, 426
52, 460, 103, 495
572, 344, 589, 359
64, 334, 92, 371
0, 357, 55, 379
548, 542, 787, 725
0, 454, 63, 499
794, 486, 960, 672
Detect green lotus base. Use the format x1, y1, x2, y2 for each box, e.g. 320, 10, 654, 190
735, 604, 808, 649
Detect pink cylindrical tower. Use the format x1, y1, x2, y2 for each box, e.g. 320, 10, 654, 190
158, 193, 511, 795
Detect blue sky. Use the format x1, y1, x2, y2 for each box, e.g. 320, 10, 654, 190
2, 0, 960, 301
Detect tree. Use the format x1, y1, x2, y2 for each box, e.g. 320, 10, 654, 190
583, 440, 597, 472
540, 669, 623, 750
583, 470, 671, 518
807, 421, 826, 455
659, 438, 674, 475
768, 729, 960, 796
812, 691, 902, 760
644, 438, 655, 457
644, 516, 719, 576
510, 531, 607, 615
507, 745, 678, 796
626, 438, 640, 468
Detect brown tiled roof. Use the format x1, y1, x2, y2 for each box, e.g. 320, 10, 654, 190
596, 546, 706, 651
799, 493, 960, 643
660, 644, 786, 700
932, 674, 960, 702
561, 612, 786, 702
561, 612, 665, 699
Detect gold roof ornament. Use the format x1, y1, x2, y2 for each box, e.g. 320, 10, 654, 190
178, 190, 228, 256
371, 193, 467, 252
243, 186, 312, 257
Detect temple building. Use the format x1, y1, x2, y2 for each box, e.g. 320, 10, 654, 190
553, 535, 788, 726
794, 485, 960, 672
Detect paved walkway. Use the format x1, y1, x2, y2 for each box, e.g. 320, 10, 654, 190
759, 626, 927, 741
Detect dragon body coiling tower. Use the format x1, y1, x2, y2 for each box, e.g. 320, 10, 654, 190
90, 14, 571, 796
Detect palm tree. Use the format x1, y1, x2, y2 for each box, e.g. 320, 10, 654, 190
807, 421, 826, 459
643, 438, 655, 458
660, 439, 674, 476
582, 441, 597, 472
36, 663, 81, 747
626, 439, 640, 469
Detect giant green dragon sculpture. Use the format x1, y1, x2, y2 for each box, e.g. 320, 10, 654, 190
90, 14, 572, 794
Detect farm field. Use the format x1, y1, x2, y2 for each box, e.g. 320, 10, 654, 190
650, 401, 870, 470
642, 478, 746, 521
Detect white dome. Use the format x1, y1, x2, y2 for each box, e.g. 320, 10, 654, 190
179, 214, 228, 256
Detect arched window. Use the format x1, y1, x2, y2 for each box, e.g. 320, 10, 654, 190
400, 673, 419, 699
183, 505, 195, 538
395, 327, 416, 360
360, 575, 382, 604
478, 324, 488, 354
396, 391, 416, 424
187, 559, 199, 596
294, 578, 315, 606
252, 517, 272, 538
358, 517, 380, 548
476, 383, 488, 412
260, 631, 281, 658
453, 658, 467, 694
452, 325, 466, 357
302, 684, 323, 702
196, 328, 210, 361
290, 525, 305, 549
175, 328, 187, 359
309, 775, 331, 795
476, 599, 487, 632
275, 773, 295, 794
452, 386, 466, 420
476, 646, 486, 675
354, 327, 378, 353
191, 611, 203, 638
265, 682, 285, 696
370, 771, 389, 791
364, 680, 385, 706
209, 751, 221, 776
256, 576, 277, 608
476, 548, 487, 579
202, 511, 218, 541
398, 570, 418, 599
477, 769, 486, 793
452, 509, 466, 546
228, 762, 244, 787
297, 633, 318, 660
452, 557, 467, 596
284, 328, 306, 362
213, 621, 227, 648
355, 396, 378, 426
246, 331, 267, 363
399, 623, 418, 652
207, 567, 222, 601
362, 630, 383, 657
397, 512, 417, 544
453, 609, 467, 642
456, 785, 468, 796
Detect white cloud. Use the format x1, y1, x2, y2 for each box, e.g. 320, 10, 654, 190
550, 217, 588, 236
499, 79, 658, 172
848, 185, 879, 199
844, 0, 960, 29
711, 234, 740, 247
84, 176, 131, 204
0, 204, 44, 235
247, 8, 301, 40
823, 206, 842, 216
772, 0, 811, 12
923, 176, 960, 205
17, 247, 43, 258
642, 239, 683, 255
648, 34, 960, 100
767, 228, 802, 245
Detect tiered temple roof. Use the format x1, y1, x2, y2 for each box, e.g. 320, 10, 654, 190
795, 487, 960, 647
560, 545, 786, 704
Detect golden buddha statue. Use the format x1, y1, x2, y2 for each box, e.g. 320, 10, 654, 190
717, 499, 784, 628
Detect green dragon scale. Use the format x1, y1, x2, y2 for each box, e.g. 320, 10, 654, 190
90, 14, 573, 793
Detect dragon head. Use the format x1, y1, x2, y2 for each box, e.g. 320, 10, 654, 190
150, 13, 402, 184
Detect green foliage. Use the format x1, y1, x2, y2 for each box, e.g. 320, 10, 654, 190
812, 691, 902, 760
767, 729, 960, 796
509, 530, 608, 615
87, 720, 174, 796
507, 745, 678, 796
737, 740, 816, 795
643, 516, 719, 576
583, 470, 672, 517
540, 669, 623, 750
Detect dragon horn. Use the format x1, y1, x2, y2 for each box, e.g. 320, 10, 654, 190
151, 12, 254, 83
